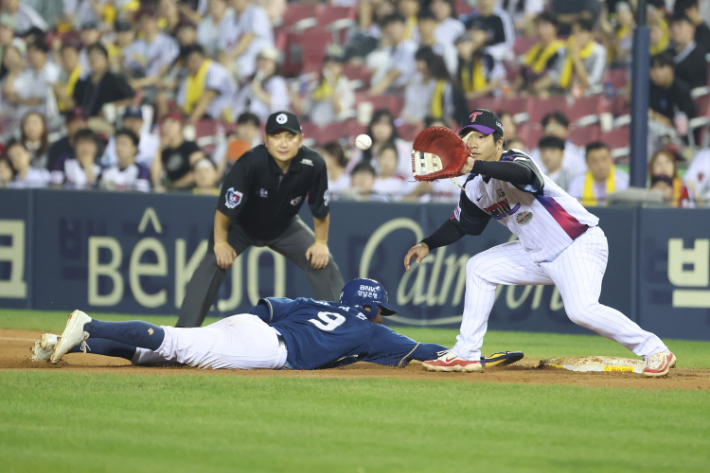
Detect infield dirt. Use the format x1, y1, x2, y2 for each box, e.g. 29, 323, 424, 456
2, 329, 709, 390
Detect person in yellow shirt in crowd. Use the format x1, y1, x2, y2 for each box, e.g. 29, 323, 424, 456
54, 41, 83, 114
515, 11, 566, 97
568, 141, 629, 206
552, 19, 607, 96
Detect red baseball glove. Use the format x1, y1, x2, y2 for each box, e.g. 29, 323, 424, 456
411, 127, 471, 182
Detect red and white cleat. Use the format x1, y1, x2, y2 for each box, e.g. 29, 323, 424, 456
642, 350, 676, 378
422, 351, 483, 372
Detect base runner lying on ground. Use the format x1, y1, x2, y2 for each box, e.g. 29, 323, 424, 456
31, 278, 523, 370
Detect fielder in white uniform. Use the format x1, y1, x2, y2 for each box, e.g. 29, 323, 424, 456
404, 110, 676, 377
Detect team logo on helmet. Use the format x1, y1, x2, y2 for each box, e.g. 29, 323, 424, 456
225, 187, 242, 209
276, 113, 288, 124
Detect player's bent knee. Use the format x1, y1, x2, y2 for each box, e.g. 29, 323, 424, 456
466, 255, 494, 281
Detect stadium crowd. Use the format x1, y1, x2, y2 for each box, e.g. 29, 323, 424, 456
0, 0, 708, 207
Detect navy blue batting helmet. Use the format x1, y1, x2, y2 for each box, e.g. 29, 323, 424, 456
339, 278, 397, 319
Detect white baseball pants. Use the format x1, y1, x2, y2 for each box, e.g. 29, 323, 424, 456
452, 227, 668, 361
139, 314, 287, 370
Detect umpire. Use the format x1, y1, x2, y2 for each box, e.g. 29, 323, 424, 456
176, 111, 344, 327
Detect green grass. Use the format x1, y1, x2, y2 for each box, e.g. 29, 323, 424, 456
1, 310, 710, 472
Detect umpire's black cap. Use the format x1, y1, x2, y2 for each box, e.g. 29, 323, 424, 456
459, 109, 504, 137
265, 111, 302, 135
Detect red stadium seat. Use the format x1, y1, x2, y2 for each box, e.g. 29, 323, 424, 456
513, 36, 537, 57
499, 97, 528, 116
694, 94, 710, 118
527, 96, 567, 124
454, 0, 471, 16
300, 28, 333, 65
343, 64, 372, 89
611, 96, 630, 116
282, 4, 318, 28
601, 126, 630, 151
468, 96, 500, 113
567, 95, 606, 123
318, 122, 349, 145
609, 68, 628, 91
365, 94, 405, 119
397, 123, 422, 142
522, 125, 545, 150
317, 6, 356, 26
569, 124, 601, 146
346, 119, 367, 138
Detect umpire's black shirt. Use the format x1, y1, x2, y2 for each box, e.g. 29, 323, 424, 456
216, 144, 329, 241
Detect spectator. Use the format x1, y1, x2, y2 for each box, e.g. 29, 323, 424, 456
192, 158, 220, 195
530, 111, 587, 176
607, 2, 635, 67
569, 141, 629, 206
0, 0, 47, 34
73, 43, 135, 118
371, 144, 411, 200
347, 109, 412, 176
685, 149, 710, 204
216, 111, 261, 175
648, 149, 694, 207
498, 110, 518, 143
176, 19, 198, 50
100, 128, 151, 193
123, 7, 180, 94
321, 141, 351, 198
516, 12, 566, 97
0, 39, 27, 140
462, 0, 515, 61
400, 0, 421, 40
12, 38, 60, 130
151, 112, 204, 191
649, 52, 696, 138
54, 41, 84, 115
550, 0, 600, 36
19, 111, 48, 169
648, 0, 670, 55
415, 9, 457, 76
5, 140, 50, 188
46, 108, 87, 171
197, 0, 234, 57
219, 0, 274, 81
0, 14, 14, 81
538, 136, 574, 191
113, 20, 136, 55
506, 138, 527, 152
401, 46, 459, 125
455, 31, 505, 101
424, 116, 447, 128
430, 0, 465, 46
291, 49, 355, 127
233, 47, 289, 124
349, 161, 383, 201
176, 44, 236, 124
669, 13, 708, 90
50, 128, 101, 190
158, 0, 187, 36
0, 154, 12, 186
674, 0, 710, 47
78, 20, 102, 72
554, 19, 607, 95
104, 106, 160, 168
501, 0, 544, 33
368, 14, 418, 96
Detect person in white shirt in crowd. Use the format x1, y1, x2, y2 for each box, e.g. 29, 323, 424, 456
461, 0, 515, 61
321, 141, 351, 200
538, 135, 575, 191
197, 0, 234, 58
219, 0, 274, 81
123, 7, 180, 95
176, 44, 236, 125
100, 128, 151, 193
550, 19, 607, 94
192, 158, 220, 195
290, 48, 355, 127
569, 141, 629, 206
685, 149, 710, 205
347, 109, 413, 176
415, 9, 457, 76
501, 0, 544, 33
103, 106, 160, 168
371, 144, 412, 200
77, 20, 102, 73
233, 47, 289, 124
13, 38, 60, 130
19, 111, 49, 169
401, 46, 457, 126
429, 0, 465, 46
0, 0, 47, 34
368, 13, 418, 96
0, 155, 13, 186
6, 140, 50, 188
50, 128, 102, 190
0, 38, 26, 141
530, 111, 587, 177
349, 161, 388, 201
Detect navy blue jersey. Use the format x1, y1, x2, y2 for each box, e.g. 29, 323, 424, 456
248, 297, 447, 370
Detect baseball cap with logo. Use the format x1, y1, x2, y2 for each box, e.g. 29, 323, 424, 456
458, 109, 504, 137
266, 111, 302, 135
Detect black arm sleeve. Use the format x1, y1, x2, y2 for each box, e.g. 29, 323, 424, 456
473, 157, 544, 193
421, 218, 466, 250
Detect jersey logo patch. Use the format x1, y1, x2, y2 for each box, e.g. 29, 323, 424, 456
301, 158, 313, 166
483, 199, 520, 220
225, 187, 243, 209
497, 189, 505, 198
290, 196, 303, 206
516, 211, 533, 226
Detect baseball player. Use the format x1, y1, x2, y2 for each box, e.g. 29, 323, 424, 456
35, 279, 520, 370
177, 111, 344, 328
404, 110, 676, 377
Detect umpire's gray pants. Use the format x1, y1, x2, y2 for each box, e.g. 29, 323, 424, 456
176, 216, 344, 327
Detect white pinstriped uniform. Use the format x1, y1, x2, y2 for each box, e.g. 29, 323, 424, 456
451, 155, 667, 361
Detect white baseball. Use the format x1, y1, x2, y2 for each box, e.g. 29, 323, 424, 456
355, 134, 372, 151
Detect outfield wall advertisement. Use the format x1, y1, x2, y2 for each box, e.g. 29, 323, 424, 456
1, 189, 709, 340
